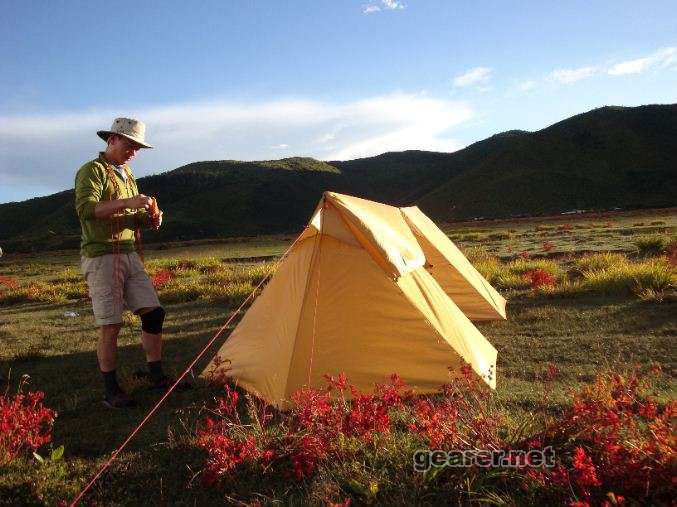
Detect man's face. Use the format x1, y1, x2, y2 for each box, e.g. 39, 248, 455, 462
106, 134, 143, 165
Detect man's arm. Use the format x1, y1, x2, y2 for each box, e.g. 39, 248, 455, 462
75, 164, 152, 220
94, 194, 153, 219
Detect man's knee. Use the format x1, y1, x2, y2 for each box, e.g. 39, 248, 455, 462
99, 323, 122, 341
140, 307, 165, 335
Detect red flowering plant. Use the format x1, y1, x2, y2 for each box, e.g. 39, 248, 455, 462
195, 382, 274, 486
151, 269, 173, 289
196, 373, 411, 486
525, 269, 556, 289
0, 381, 57, 466
521, 367, 676, 505
280, 373, 410, 479
0, 275, 19, 290
197, 365, 675, 505
0, 275, 20, 300
409, 364, 503, 451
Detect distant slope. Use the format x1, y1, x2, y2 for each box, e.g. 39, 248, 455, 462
415, 105, 677, 218
1, 104, 675, 252
0, 157, 348, 251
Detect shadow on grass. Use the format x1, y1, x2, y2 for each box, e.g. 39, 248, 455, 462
503, 294, 677, 333
0, 301, 238, 460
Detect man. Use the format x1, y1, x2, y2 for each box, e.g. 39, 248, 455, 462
75, 117, 173, 408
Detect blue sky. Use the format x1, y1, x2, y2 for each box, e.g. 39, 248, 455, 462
1, 0, 675, 203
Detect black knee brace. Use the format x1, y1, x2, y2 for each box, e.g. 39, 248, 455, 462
141, 307, 165, 334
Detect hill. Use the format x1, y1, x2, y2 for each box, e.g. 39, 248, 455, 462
1, 104, 675, 252
415, 104, 677, 218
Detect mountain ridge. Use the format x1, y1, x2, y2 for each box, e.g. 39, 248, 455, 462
1, 103, 675, 252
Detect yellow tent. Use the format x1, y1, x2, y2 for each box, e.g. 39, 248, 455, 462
203, 192, 506, 407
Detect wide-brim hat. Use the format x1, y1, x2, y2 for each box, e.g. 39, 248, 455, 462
97, 117, 153, 148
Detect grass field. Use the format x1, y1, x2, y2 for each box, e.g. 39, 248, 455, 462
0, 209, 675, 506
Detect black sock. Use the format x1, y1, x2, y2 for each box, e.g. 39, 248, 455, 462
102, 370, 121, 397
148, 360, 164, 381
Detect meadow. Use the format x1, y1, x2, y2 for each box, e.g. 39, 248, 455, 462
0, 209, 675, 506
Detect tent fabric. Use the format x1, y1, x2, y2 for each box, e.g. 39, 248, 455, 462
325, 193, 426, 279
202, 191, 505, 408
203, 237, 317, 404
400, 206, 507, 321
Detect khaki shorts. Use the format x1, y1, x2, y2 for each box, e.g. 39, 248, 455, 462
81, 252, 160, 326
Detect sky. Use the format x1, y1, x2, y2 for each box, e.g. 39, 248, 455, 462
0, 0, 675, 204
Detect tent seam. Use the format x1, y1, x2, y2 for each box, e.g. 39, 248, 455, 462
282, 198, 326, 400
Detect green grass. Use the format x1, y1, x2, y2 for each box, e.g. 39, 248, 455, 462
444, 209, 677, 259
0, 211, 676, 505
633, 233, 674, 257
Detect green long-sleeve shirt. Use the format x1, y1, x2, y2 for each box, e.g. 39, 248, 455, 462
74, 153, 151, 257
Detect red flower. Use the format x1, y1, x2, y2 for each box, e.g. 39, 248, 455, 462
572, 446, 601, 489
151, 269, 173, 289
327, 499, 351, 507
0, 390, 56, 466
0, 275, 19, 290
215, 384, 240, 418
290, 434, 324, 479
196, 432, 260, 486
638, 399, 658, 420
525, 269, 556, 289
324, 372, 348, 391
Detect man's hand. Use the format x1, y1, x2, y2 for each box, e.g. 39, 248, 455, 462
94, 194, 151, 219
125, 194, 153, 210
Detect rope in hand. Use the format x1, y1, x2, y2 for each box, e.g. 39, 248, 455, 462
68, 228, 308, 506
105, 165, 131, 314
135, 196, 161, 264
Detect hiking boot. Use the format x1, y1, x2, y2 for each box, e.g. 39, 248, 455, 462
133, 369, 192, 391
103, 390, 136, 409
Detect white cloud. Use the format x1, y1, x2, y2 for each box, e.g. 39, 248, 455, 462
382, 0, 405, 9
549, 66, 597, 84
316, 132, 337, 144
517, 80, 538, 92
362, 0, 404, 14
519, 45, 676, 92
453, 67, 493, 88
0, 94, 473, 202
609, 57, 651, 76
608, 46, 677, 75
